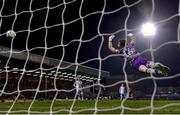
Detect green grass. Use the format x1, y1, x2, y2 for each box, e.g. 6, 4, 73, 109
0, 100, 180, 114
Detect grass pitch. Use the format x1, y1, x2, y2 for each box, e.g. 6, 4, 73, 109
0, 100, 180, 114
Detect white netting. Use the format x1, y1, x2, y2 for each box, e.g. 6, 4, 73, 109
0, 0, 180, 114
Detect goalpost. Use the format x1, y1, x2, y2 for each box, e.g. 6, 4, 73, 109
0, 0, 180, 114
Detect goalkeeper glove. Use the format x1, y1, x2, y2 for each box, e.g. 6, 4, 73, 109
109, 35, 115, 42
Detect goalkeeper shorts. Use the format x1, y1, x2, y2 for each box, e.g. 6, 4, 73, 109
131, 56, 148, 70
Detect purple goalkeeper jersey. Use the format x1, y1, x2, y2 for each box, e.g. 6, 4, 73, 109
120, 43, 136, 60
120, 44, 148, 70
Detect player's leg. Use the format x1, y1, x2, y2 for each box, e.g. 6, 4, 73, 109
120, 94, 123, 100
138, 65, 156, 74
147, 61, 170, 76
131, 56, 154, 74
146, 61, 166, 68
120, 93, 125, 100
121, 94, 124, 100
139, 64, 168, 76
76, 88, 81, 100
131, 56, 165, 75
122, 94, 125, 100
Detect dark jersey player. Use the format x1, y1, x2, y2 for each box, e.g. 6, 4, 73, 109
108, 33, 170, 76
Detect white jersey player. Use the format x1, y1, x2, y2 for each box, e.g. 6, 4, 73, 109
119, 84, 125, 100
73, 79, 83, 100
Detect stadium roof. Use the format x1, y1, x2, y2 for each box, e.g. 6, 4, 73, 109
0, 46, 110, 82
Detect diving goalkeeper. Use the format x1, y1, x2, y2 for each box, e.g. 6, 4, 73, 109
108, 33, 170, 76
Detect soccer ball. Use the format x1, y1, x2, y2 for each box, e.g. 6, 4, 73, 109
6, 30, 16, 38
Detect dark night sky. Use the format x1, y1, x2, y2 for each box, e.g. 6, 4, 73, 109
0, 0, 180, 86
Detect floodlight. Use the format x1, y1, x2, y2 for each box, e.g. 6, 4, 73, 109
141, 22, 156, 36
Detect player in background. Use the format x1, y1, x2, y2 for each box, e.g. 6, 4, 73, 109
119, 84, 125, 100
73, 78, 84, 100
108, 33, 170, 76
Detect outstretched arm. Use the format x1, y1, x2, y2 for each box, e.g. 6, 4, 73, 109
108, 35, 119, 53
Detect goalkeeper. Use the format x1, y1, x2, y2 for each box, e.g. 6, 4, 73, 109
108, 33, 170, 76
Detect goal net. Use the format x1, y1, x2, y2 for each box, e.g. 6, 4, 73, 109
0, 0, 180, 114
